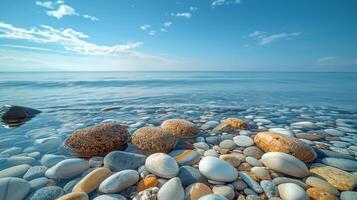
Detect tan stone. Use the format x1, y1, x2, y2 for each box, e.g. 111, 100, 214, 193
254, 131, 317, 162
136, 176, 159, 192
161, 119, 199, 138
65, 123, 129, 158
307, 187, 338, 200
213, 118, 248, 133
295, 133, 321, 141
310, 166, 357, 191
219, 154, 241, 167
131, 127, 176, 154
73, 167, 111, 193
238, 162, 252, 171
57, 192, 88, 200
185, 183, 213, 200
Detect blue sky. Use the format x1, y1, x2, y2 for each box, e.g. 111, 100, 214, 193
0, 0, 356, 71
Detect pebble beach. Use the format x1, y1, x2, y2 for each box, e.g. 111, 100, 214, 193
1, 104, 357, 200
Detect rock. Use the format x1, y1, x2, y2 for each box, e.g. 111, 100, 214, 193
206, 136, 221, 145
185, 183, 213, 200
324, 129, 345, 137
310, 166, 357, 191
295, 132, 321, 141
23, 166, 48, 181
6, 156, 35, 165
131, 127, 176, 154
93, 194, 127, 200
161, 119, 198, 138
145, 153, 179, 178
245, 195, 260, 200
322, 157, 357, 172
305, 176, 339, 196
193, 142, 210, 151
103, 151, 146, 172
199, 156, 238, 182
340, 191, 357, 200
41, 154, 66, 168
268, 128, 294, 137
99, 169, 139, 193
0, 105, 41, 127
232, 180, 248, 191
29, 177, 54, 191
169, 150, 200, 165
136, 187, 159, 200
272, 177, 308, 189
239, 172, 263, 193
158, 177, 184, 200
213, 118, 248, 133
233, 135, 254, 147
28, 186, 64, 200
63, 179, 80, 194
57, 192, 89, 200
0, 147, 22, 156
306, 187, 338, 200
212, 185, 234, 200
0, 164, 31, 178
314, 148, 355, 160
137, 176, 159, 192
251, 167, 271, 180
243, 146, 264, 159
291, 121, 315, 128
278, 183, 309, 200
89, 156, 103, 168
219, 154, 241, 167
204, 149, 219, 157
73, 167, 111, 193
0, 177, 31, 200
219, 140, 236, 150
198, 194, 228, 200
179, 166, 206, 186
260, 180, 278, 198
64, 123, 129, 158
254, 131, 316, 162
45, 158, 90, 179
245, 157, 262, 167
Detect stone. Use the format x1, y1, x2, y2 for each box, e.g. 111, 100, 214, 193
185, 183, 213, 200
219, 140, 236, 150
99, 169, 139, 193
310, 166, 357, 191
272, 177, 308, 189
93, 194, 127, 200
206, 136, 221, 145
0, 105, 40, 127
135, 187, 159, 200
261, 152, 309, 178
243, 146, 264, 159
268, 128, 294, 137
29, 177, 54, 191
161, 119, 199, 138
233, 135, 254, 147
193, 142, 210, 151
198, 194, 228, 200
41, 154, 66, 168
57, 192, 89, 200
305, 176, 339, 196
219, 154, 241, 167
89, 156, 103, 168
245, 157, 262, 167
212, 185, 234, 200
204, 149, 219, 157
314, 148, 355, 160
246, 195, 260, 200
295, 132, 321, 141
23, 166, 48, 181
340, 191, 357, 200
213, 118, 248, 133
169, 150, 200, 165
6, 156, 35, 165
251, 167, 270, 180
0, 177, 31, 200
137, 176, 159, 192
73, 167, 111, 193
306, 187, 338, 200
278, 183, 309, 200
103, 151, 147, 172
291, 121, 315, 128
322, 157, 357, 172
28, 186, 64, 200
0, 164, 31, 178
64, 179, 80, 194
45, 158, 89, 179
239, 172, 263, 193
145, 153, 179, 178
260, 180, 278, 198
324, 129, 345, 137
157, 177, 185, 200
64, 123, 129, 158
131, 127, 177, 154
179, 165, 206, 186
254, 131, 317, 162
199, 156, 238, 182
232, 180, 248, 191
0, 147, 22, 156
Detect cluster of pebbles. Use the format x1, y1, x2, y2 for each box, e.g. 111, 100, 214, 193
0, 105, 357, 200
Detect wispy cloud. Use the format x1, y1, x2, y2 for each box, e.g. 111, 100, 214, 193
140, 25, 151, 30
175, 12, 192, 18
83, 14, 99, 22
148, 30, 156, 36
0, 44, 68, 54
0, 22, 142, 56
212, 0, 241, 7
249, 31, 301, 45
189, 6, 198, 12
315, 56, 357, 66
164, 21, 172, 27
46, 4, 77, 19
35, 1, 53, 9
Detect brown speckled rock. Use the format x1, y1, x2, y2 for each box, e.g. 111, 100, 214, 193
64, 123, 129, 158
306, 187, 338, 200
254, 131, 316, 163
161, 119, 199, 138
213, 118, 248, 134
131, 127, 176, 154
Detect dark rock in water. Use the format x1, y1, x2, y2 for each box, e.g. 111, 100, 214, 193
103, 151, 147, 172
314, 148, 356, 160
0, 105, 41, 128
101, 106, 122, 112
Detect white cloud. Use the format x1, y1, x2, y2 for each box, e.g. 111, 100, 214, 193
160, 28, 166, 32
249, 31, 301, 45
212, 0, 241, 7
163, 21, 172, 27
36, 1, 53, 9
46, 4, 78, 19
57, 0, 65, 4
0, 22, 142, 56
316, 56, 357, 66
175, 12, 192, 18
148, 30, 156, 36
83, 14, 99, 21
140, 25, 151, 30
189, 6, 198, 12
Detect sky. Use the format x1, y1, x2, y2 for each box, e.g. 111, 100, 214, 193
0, 0, 356, 71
